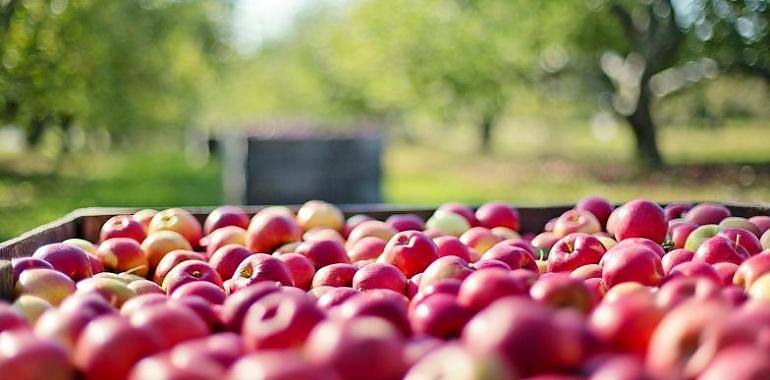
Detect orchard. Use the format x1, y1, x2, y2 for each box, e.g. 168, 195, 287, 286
4, 198, 770, 379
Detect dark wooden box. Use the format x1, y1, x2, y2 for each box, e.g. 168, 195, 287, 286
1, 203, 768, 301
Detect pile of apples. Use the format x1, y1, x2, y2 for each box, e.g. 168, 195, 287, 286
4, 198, 770, 380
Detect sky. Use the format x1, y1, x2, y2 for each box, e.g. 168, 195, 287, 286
232, 0, 312, 53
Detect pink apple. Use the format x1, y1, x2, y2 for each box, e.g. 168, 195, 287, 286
59, 292, 116, 317
693, 235, 749, 265
381, 231, 439, 278
97, 238, 149, 277
171, 281, 227, 305
352, 262, 407, 294
242, 290, 326, 350
547, 233, 606, 273
0, 302, 29, 332
409, 293, 471, 339
418, 256, 473, 291
662, 249, 694, 275
750, 215, 770, 235
699, 345, 770, 380
133, 209, 158, 231
0, 330, 73, 380
335, 291, 411, 337
317, 287, 361, 310
11, 257, 54, 285
670, 221, 699, 249
220, 281, 280, 331
246, 213, 301, 253
32, 243, 93, 281
718, 227, 763, 256
600, 244, 664, 288
312, 263, 358, 288
342, 214, 374, 239
531, 232, 560, 252
204, 206, 249, 235
76, 277, 137, 308
655, 277, 720, 310
348, 236, 386, 262
128, 279, 164, 295
719, 217, 761, 237
153, 250, 205, 285
459, 227, 503, 255
161, 260, 224, 295
128, 353, 222, 380
120, 294, 168, 317
667, 261, 721, 284
208, 244, 251, 282
457, 269, 534, 311
437, 202, 479, 227
685, 203, 731, 225
713, 262, 739, 286
589, 291, 664, 356
471, 259, 511, 271
129, 303, 209, 350
480, 244, 537, 272
475, 201, 520, 231
386, 213, 426, 232
664, 203, 691, 221
100, 215, 147, 244
296, 239, 351, 270
576, 195, 614, 229
552, 209, 602, 238
276, 252, 315, 290
611, 199, 667, 244
530, 273, 596, 314
201, 226, 247, 257
34, 307, 95, 355
231, 254, 294, 288
734, 252, 770, 289
432, 236, 472, 262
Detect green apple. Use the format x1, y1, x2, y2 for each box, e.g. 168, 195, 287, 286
13, 295, 52, 324
684, 224, 721, 252
426, 210, 471, 237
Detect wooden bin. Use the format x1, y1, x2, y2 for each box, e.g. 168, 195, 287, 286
1, 202, 768, 301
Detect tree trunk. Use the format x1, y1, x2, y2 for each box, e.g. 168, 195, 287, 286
625, 76, 663, 169
479, 112, 495, 153
26, 116, 48, 147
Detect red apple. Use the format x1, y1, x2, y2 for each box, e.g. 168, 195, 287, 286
432, 236, 472, 262
59, 292, 116, 317
719, 217, 761, 237
296, 239, 351, 270
348, 236, 386, 262
11, 257, 54, 285
418, 255, 473, 290
386, 213, 426, 232
480, 244, 537, 272
276, 252, 315, 290
317, 287, 361, 310
128, 353, 222, 380
570, 264, 602, 280
530, 273, 596, 314
171, 332, 244, 372
531, 232, 561, 253
208, 244, 251, 282
120, 294, 168, 317
685, 203, 731, 225
201, 226, 247, 257
352, 262, 407, 294
228, 350, 334, 380
305, 317, 406, 380
296, 200, 344, 232
242, 290, 326, 350
128, 279, 164, 295
15, 268, 75, 306
576, 196, 614, 229
471, 259, 511, 271
547, 233, 606, 273
475, 201, 520, 231
600, 244, 664, 288
76, 277, 137, 308
129, 303, 209, 350
662, 249, 694, 275
693, 235, 749, 265
161, 260, 223, 294
303, 228, 345, 243
588, 354, 647, 380
655, 277, 720, 310
405, 343, 514, 380
32, 243, 93, 281
750, 215, 770, 235
553, 209, 602, 238
409, 293, 471, 339
409, 279, 463, 312
312, 263, 357, 288
699, 345, 770, 380
142, 231, 194, 271
611, 199, 667, 244
34, 307, 95, 355
75, 315, 162, 380
149, 208, 203, 248
667, 261, 721, 284
153, 250, 205, 285
204, 206, 249, 235
97, 238, 149, 277
713, 262, 739, 286
342, 214, 373, 239
718, 227, 763, 256
459, 227, 503, 255
669, 221, 699, 249
734, 252, 770, 289
0, 302, 29, 332
381, 231, 439, 278
246, 213, 302, 253
231, 254, 294, 288
589, 291, 664, 356
100, 215, 147, 243
220, 282, 281, 331
171, 281, 226, 305
346, 220, 398, 248
0, 330, 73, 380
335, 291, 411, 337
664, 203, 691, 221
438, 202, 479, 227
457, 269, 534, 311
611, 237, 665, 258
133, 209, 158, 231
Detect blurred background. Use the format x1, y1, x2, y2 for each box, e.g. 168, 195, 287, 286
1, 0, 769, 240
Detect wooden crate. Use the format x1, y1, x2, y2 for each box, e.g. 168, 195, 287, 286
1, 202, 768, 301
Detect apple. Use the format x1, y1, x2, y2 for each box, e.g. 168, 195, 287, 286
669, 221, 699, 249
142, 231, 194, 271
74, 315, 162, 380
475, 201, 520, 231
15, 268, 75, 306
437, 202, 479, 227
0, 330, 73, 380
409, 279, 463, 312
459, 227, 503, 255
201, 226, 247, 257
611, 237, 665, 258
335, 291, 411, 337
296, 200, 344, 232
246, 213, 301, 253
406, 274, 420, 299
173, 296, 222, 332
570, 263, 602, 280
719, 217, 761, 237
713, 262, 739, 286
128, 353, 222, 380
32, 243, 93, 281
303, 228, 345, 243
718, 227, 763, 255
204, 206, 249, 235
129, 303, 209, 350
59, 292, 116, 317
750, 215, 770, 235
381, 231, 439, 278
312, 263, 358, 288
120, 294, 168, 317
693, 235, 749, 265
602, 282, 654, 304
228, 350, 335, 380
432, 236, 472, 262
531, 232, 560, 252
171, 281, 226, 305
0, 302, 29, 332
611, 199, 667, 244
480, 244, 538, 272
655, 277, 720, 310
242, 290, 326, 350
96, 238, 149, 277
34, 307, 94, 355
208, 244, 251, 282
220, 282, 281, 331
296, 239, 351, 270
347, 236, 386, 262
76, 277, 137, 308
63, 238, 98, 256
698, 345, 770, 380
148, 208, 203, 248
11, 257, 54, 284
12, 295, 51, 324
748, 273, 770, 302
342, 214, 373, 239
404, 343, 514, 380
153, 249, 205, 285
664, 203, 691, 221
734, 252, 770, 289
685, 203, 731, 225
276, 252, 315, 290
553, 209, 602, 238
133, 209, 158, 231
346, 220, 398, 247
409, 293, 471, 339
531, 273, 596, 314
100, 215, 147, 243
684, 224, 721, 252
462, 297, 584, 376
762, 229, 770, 250
457, 269, 534, 311
128, 279, 164, 295
386, 213, 425, 232
231, 254, 294, 288
667, 261, 721, 284
351, 262, 407, 294
417, 256, 473, 291
589, 291, 664, 356
471, 259, 511, 271
317, 287, 361, 310
576, 195, 614, 229
425, 210, 471, 237
600, 244, 664, 288
547, 233, 606, 273
490, 227, 521, 240
305, 317, 406, 380
645, 300, 732, 380
170, 332, 245, 372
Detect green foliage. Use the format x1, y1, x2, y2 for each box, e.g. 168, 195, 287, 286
0, 0, 229, 142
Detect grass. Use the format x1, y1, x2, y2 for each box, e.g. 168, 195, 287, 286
1, 119, 770, 241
